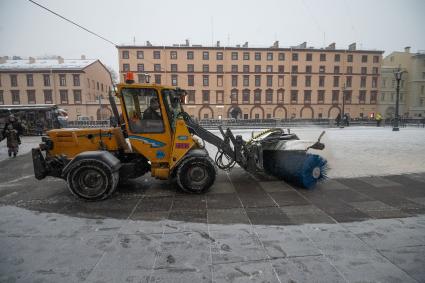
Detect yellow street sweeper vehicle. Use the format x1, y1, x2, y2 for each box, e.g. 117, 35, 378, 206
32, 73, 328, 201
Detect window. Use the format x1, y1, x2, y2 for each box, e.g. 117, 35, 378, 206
370, 91, 377, 103
361, 67, 367, 74
373, 67, 379, 74
12, 90, 20, 104
203, 64, 209, 73
306, 53, 312, 61
267, 65, 273, 73
42, 90, 52, 104
319, 66, 325, 73
188, 75, 194, 86
267, 52, 273, 61
254, 89, 261, 103
347, 54, 353, 62
304, 90, 311, 103
10, 75, 17, 87
171, 75, 178, 86
318, 90, 325, 103
0, 90, 3, 104
305, 76, 311, 87
122, 50, 129, 59
27, 90, 36, 104
154, 64, 161, 72
335, 54, 340, 62
60, 90, 68, 104
217, 65, 223, 73
243, 52, 250, 60
381, 92, 386, 101
334, 66, 340, 74
216, 91, 224, 104
187, 64, 194, 73
332, 90, 339, 103
187, 51, 194, 60
373, 56, 379, 63
97, 82, 99, 90
43, 74, 50, 86
291, 75, 297, 87
231, 65, 238, 73
153, 51, 160, 59
26, 74, 33, 86
243, 65, 249, 73
278, 75, 284, 87
232, 75, 238, 87
154, 74, 161, 84
359, 90, 366, 103
291, 65, 298, 73
216, 52, 223, 60
242, 89, 250, 103
255, 75, 261, 87
277, 89, 284, 103
187, 90, 195, 103
202, 90, 210, 103
320, 54, 326, 61
123, 64, 130, 72
372, 77, 378, 88
278, 65, 284, 73
170, 64, 178, 72
333, 76, 339, 87
346, 76, 352, 87
344, 90, 352, 104
347, 66, 353, 74
278, 52, 285, 61
73, 74, 80, 86
255, 52, 261, 60
73, 90, 82, 104
305, 65, 311, 73
203, 75, 209, 86
266, 89, 273, 103
137, 51, 144, 59
243, 75, 249, 86
231, 89, 238, 103
138, 74, 147, 83
217, 75, 223, 87
137, 64, 145, 72
0, 75, 2, 87
292, 53, 298, 61
361, 76, 367, 88
382, 78, 386, 88
59, 74, 66, 86
266, 75, 273, 87
361, 55, 368, 63
170, 51, 177, 59
255, 65, 261, 73
319, 76, 325, 87
231, 52, 238, 60
291, 90, 298, 103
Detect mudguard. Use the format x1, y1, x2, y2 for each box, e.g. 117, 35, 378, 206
61, 151, 121, 178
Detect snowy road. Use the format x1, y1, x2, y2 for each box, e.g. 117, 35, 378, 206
1, 127, 425, 178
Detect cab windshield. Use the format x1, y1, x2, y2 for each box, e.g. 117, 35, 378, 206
162, 88, 184, 131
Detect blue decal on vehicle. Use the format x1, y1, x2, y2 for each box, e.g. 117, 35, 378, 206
128, 135, 165, 148
177, 135, 188, 141
156, 150, 165, 159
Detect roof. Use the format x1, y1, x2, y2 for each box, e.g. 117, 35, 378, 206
0, 59, 98, 71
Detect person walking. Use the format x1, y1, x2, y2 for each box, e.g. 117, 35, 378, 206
375, 113, 383, 127
35, 119, 44, 136
1, 114, 23, 144
5, 124, 19, 157
335, 113, 341, 127
343, 113, 350, 126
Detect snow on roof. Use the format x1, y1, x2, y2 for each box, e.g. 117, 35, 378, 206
0, 59, 97, 71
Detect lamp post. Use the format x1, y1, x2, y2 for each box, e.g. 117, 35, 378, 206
340, 83, 346, 128
393, 68, 404, 131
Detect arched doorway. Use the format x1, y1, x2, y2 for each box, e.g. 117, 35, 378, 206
250, 106, 264, 119
228, 106, 242, 119
97, 106, 112, 120
300, 106, 314, 119
199, 106, 214, 120
328, 106, 341, 119
273, 106, 287, 119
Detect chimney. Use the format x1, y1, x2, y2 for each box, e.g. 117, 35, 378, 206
295, 42, 307, 49
273, 41, 279, 48
57, 56, 64, 64
404, 46, 411, 53
216, 41, 220, 47
81, 55, 86, 60
146, 41, 152, 46
0, 56, 8, 64
29, 57, 36, 64
326, 42, 336, 50
185, 39, 190, 46
348, 42, 356, 51
243, 42, 248, 48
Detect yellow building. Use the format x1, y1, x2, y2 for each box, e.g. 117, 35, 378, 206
117, 42, 383, 120
0, 56, 113, 120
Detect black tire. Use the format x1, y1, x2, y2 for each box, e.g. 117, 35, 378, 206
66, 159, 119, 201
177, 156, 216, 194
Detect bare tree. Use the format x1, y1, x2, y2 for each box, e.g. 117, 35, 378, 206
106, 65, 119, 85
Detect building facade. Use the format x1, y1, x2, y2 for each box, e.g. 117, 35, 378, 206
378, 66, 407, 118
117, 42, 383, 120
382, 47, 425, 117
0, 56, 113, 120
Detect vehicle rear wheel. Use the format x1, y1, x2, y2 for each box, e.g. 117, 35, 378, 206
66, 160, 119, 201
177, 156, 216, 194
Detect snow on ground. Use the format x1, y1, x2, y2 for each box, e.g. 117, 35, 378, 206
1, 127, 425, 178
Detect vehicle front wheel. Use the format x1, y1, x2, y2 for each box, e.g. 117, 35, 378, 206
176, 156, 216, 194
66, 160, 119, 201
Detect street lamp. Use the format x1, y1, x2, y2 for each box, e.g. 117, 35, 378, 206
393, 68, 404, 131
340, 83, 346, 128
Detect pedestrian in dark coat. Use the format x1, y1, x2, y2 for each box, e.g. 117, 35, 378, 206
2, 114, 23, 144
5, 124, 19, 157
335, 113, 341, 127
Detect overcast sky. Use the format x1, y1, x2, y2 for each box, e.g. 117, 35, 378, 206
1, 0, 424, 73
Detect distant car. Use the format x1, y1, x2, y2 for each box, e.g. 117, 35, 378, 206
77, 116, 90, 121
